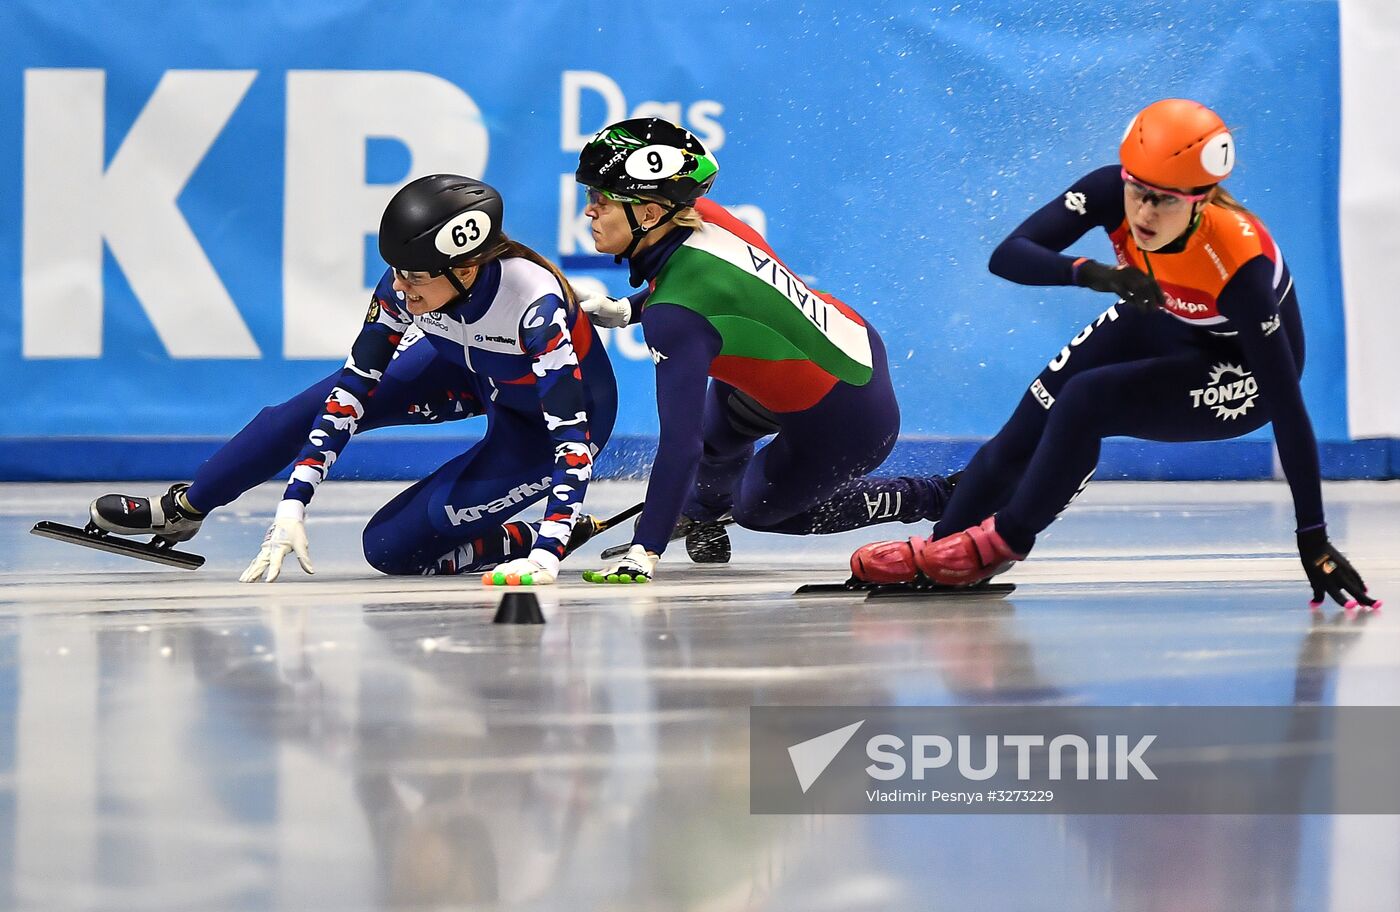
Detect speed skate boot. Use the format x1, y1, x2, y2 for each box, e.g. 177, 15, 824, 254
599, 512, 734, 563
850, 516, 1025, 586
679, 513, 732, 564
640, 512, 732, 563
90, 482, 205, 544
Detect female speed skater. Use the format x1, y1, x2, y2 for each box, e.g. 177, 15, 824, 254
851, 99, 1378, 610
89, 174, 617, 586
573, 117, 954, 584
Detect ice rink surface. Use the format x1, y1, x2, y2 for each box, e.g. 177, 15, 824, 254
3, 479, 1399, 911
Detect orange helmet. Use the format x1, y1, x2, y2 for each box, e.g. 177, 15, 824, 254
1119, 99, 1234, 191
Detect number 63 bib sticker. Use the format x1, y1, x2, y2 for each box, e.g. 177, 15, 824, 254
625, 144, 687, 180
435, 210, 493, 257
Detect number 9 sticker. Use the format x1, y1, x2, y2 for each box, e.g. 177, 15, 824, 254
435, 210, 493, 257
625, 145, 686, 180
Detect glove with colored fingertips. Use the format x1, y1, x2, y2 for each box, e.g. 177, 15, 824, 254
1076, 260, 1165, 314
583, 544, 657, 584
1297, 527, 1379, 610
240, 501, 314, 583
483, 551, 560, 587
578, 293, 633, 329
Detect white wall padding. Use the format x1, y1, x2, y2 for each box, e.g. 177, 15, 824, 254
1339, 0, 1400, 438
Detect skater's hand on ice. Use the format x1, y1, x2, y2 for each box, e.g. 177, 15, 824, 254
483, 552, 559, 586
583, 543, 657, 584
578, 293, 632, 328
1297, 527, 1379, 610
240, 501, 314, 583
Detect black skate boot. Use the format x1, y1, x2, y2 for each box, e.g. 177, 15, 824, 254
679, 513, 732, 564
597, 510, 736, 562
90, 482, 205, 544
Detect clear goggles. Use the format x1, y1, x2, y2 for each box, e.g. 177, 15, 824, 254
391, 267, 443, 287
1121, 168, 1211, 210
584, 186, 645, 206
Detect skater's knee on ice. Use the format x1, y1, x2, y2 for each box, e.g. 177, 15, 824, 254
730, 497, 797, 531
361, 528, 421, 576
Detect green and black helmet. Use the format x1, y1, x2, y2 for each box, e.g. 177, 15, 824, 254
576, 117, 719, 206
576, 118, 719, 262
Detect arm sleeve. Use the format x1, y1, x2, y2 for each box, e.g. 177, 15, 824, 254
519, 294, 596, 559
988, 165, 1125, 286
1218, 257, 1325, 530
281, 269, 412, 508
632, 304, 723, 554
625, 289, 650, 326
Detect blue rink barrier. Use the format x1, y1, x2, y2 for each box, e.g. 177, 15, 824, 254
1, 0, 1368, 456
2, 438, 1396, 483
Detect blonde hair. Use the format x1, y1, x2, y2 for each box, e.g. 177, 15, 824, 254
1207, 184, 1255, 219
671, 206, 703, 229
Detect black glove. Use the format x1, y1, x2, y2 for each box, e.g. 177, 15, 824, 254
1076, 260, 1164, 313
1297, 527, 1378, 609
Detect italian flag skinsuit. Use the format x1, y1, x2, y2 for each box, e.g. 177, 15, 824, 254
646, 198, 875, 413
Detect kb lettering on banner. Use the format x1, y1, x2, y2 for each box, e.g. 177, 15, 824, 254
23, 68, 488, 360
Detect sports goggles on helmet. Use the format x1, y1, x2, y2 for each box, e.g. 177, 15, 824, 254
584, 186, 646, 206
1121, 168, 1211, 210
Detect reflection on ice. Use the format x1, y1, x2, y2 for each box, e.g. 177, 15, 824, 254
2, 480, 1399, 910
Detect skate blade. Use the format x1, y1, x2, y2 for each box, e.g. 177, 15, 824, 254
30, 522, 205, 570
599, 542, 633, 561
794, 578, 1015, 599
865, 581, 1015, 600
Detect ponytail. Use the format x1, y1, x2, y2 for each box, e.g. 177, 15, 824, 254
474, 235, 578, 313
1207, 184, 1256, 219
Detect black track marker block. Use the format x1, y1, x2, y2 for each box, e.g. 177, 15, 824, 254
493, 591, 546, 624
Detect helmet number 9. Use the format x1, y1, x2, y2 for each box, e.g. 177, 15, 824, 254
435, 210, 494, 257
625, 145, 686, 180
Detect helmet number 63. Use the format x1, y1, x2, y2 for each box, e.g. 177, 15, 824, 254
452, 218, 481, 247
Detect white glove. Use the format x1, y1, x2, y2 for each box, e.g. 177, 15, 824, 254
483, 550, 560, 586
579, 293, 633, 329
584, 544, 657, 584
240, 500, 314, 583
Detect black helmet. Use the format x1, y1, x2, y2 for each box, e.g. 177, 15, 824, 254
575, 118, 719, 207
378, 174, 504, 273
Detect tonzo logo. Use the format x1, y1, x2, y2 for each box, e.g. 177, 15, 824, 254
1189, 362, 1258, 420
